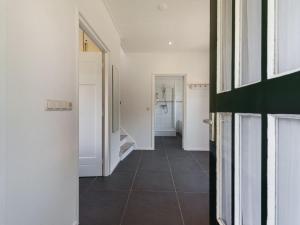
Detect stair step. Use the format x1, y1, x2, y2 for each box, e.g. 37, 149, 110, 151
120, 134, 128, 141
120, 142, 134, 155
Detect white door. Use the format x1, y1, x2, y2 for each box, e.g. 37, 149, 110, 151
79, 52, 102, 177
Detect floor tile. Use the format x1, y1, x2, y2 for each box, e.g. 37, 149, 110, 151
79, 177, 96, 195
166, 149, 190, 159
90, 171, 135, 191
114, 152, 141, 172
179, 193, 209, 225
139, 156, 170, 172
173, 172, 209, 193
80, 190, 128, 225
133, 171, 174, 192
79, 135, 210, 225
122, 191, 183, 225
169, 157, 204, 174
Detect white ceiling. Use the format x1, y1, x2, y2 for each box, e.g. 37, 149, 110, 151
103, 0, 210, 53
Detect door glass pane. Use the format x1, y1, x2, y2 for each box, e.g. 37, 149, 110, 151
277, 118, 300, 224
237, 115, 261, 225
217, 0, 232, 93
237, 0, 261, 86
217, 113, 232, 224
277, 0, 300, 74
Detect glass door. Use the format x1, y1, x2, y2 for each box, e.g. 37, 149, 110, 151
210, 0, 300, 225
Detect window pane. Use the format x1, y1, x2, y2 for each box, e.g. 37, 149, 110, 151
239, 115, 261, 225
218, 0, 232, 92
239, 0, 261, 86
277, 0, 300, 73
218, 114, 232, 224
277, 118, 300, 224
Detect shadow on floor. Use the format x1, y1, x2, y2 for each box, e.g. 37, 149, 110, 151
79, 136, 209, 225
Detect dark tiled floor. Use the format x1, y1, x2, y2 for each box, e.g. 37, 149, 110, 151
80, 136, 209, 225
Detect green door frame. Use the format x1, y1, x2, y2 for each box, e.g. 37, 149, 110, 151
209, 0, 300, 224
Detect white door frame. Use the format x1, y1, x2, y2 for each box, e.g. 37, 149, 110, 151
151, 73, 187, 150
78, 14, 111, 176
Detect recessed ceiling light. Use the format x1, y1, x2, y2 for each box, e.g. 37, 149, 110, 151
158, 3, 168, 11
168, 41, 173, 46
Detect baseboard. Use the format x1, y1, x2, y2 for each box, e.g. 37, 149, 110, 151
135, 147, 155, 151
109, 159, 120, 175
155, 130, 176, 136
183, 148, 209, 151
120, 146, 134, 161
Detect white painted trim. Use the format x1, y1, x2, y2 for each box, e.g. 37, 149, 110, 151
217, 218, 227, 225
267, 0, 300, 79
269, 68, 300, 80
120, 128, 136, 146
267, 114, 300, 225
267, 115, 277, 225
234, 0, 262, 88
155, 130, 177, 136
216, 0, 222, 94
79, 13, 110, 53
136, 147, 155, 151
120, 146, 134, 161
109, 159, 120, 175
234, 114, 241, 225
183, 148, 209, 152
151, 74, 187, 150
217, 0, 232, 94
216, 113, 232, 224
234, 113, 261, 225
267, 0, 277, 78
216, 113, 222, 222
74, 7, 80, 223
234, 0, 242, 89
78, 13, 111, 177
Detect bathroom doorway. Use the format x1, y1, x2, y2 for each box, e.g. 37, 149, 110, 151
152, 74, 187, 150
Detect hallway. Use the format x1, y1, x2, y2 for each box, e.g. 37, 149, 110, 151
80, 136, 209, 225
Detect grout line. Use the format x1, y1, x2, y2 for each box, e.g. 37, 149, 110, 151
119, 151, 143, 225
189, 152, 210, 175
164, 138, 186, 225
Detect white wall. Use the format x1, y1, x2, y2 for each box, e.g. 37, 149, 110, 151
1, 1, 122, 224
79, 0, 121, 172
5, 1, 78, 225
0, 0, 7, 224
120, 52, 210, 150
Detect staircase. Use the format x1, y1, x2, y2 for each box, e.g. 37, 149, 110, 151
120, 129, 136, 161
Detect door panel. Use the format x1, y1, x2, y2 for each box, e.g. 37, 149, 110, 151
268, 115, 300, 225
235, 0, 262, 87
274, 0, 300, 75
217, 0, 233, 93
235, 114, 261, 225
217, 113, 232, 225
79, 52, 102, 177
210, 0, 300, 225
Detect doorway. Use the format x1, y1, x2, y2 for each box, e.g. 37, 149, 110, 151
152, 74, 187, 150
78, 17, 110, 177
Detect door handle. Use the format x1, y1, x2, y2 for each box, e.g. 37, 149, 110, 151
203, 119, 213, 125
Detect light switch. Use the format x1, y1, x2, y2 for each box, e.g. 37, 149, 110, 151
46, 100, 73, 111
